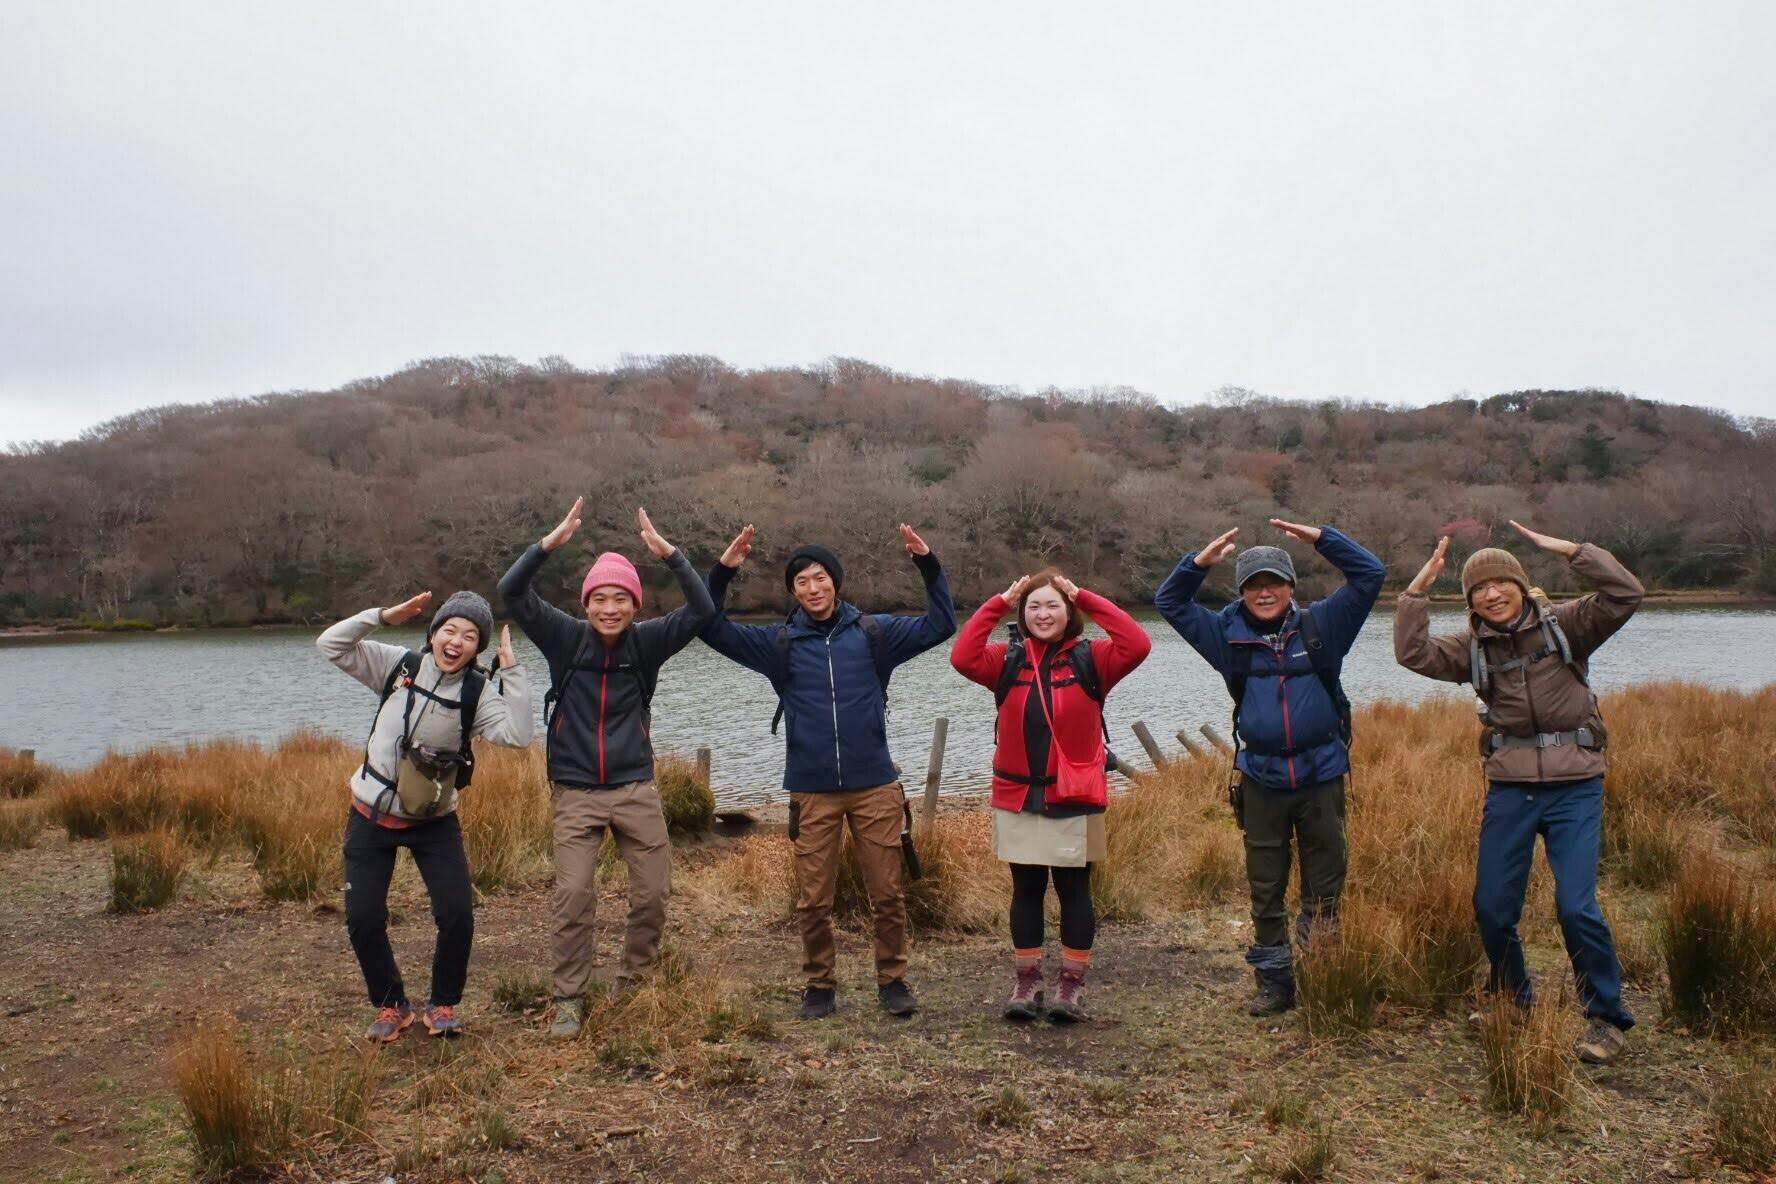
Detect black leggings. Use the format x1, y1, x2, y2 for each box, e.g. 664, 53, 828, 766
1009, 863, 1095, 951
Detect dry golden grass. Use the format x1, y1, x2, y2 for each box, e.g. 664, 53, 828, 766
0, 747, 51, 799
0, 797, 45, 851
109, 826, 189, 913
1477, 990, 1584, 1134
1662, 848, 1776, 1036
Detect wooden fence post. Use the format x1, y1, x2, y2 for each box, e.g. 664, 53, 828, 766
1199, 723, 1232, 753
921, 717, 948, 831
695, 746, 711, 788
1175, 730, 1207, 758
1130, 720, 1168, 770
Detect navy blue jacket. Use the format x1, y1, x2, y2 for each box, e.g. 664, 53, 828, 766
702, 553, 957, 792
1155, 527, 1384, 790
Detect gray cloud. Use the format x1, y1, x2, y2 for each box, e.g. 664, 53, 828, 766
3, 0, 1772, 445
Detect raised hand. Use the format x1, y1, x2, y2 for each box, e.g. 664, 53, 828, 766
1051, 574, 1080, 601
720, 524, 756, 568
541, 497, 585, 553
1406, 537, 1450, 594
381, 592, 432, 626
1509, 520, 1579, 558
637, 507, 675, 559
1195, 527, 1240, 567
1269, 518, 1323, 544
898, 523, 931, 557
1001, 575, 1032, 603
496, 624, 515, 670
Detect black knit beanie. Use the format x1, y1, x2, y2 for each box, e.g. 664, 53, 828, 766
784, 544, 844, 592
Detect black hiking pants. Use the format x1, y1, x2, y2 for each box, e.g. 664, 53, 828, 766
1241, 774, 1347, 948
343, 810, 474, 1008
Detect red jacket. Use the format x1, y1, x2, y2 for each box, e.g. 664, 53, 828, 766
950, 587, 1151, 812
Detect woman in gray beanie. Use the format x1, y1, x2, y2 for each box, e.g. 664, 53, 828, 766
318, 588, 533, 1042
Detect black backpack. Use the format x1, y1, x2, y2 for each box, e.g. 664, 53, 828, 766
769, 613, 889, 735
993, 624, 1114, 752
1224, 606, 1352, 754
370, 650, 490, 789
542, 626, 658, 730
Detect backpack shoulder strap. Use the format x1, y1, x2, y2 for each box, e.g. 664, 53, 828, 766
1298, 607, 1353, 741
1068, 640, 1113, 745
857, 613, 893, 692
994, 629, 1028, 707
455, 666, 487, 787
769, 620, 794, 735
381, 649, 423, 705
543, 624, 597, 726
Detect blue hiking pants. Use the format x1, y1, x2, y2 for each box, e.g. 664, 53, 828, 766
1473, 777, 1634, 1030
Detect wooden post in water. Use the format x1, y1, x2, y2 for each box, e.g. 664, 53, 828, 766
1175, 730, 1207, 758
18, 749, 32, 763
921, 717, 948, 831
695, 747, 711, 788
1200, 723, 1232, 753
1131, 721, 1168, 770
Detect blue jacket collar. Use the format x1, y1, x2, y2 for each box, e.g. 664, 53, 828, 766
785, 600, 862, 638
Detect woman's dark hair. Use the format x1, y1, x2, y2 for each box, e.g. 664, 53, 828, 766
1017, 568, 1085, 641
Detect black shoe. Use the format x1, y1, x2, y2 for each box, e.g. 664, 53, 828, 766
1247, 984, 1296, 1018
798, 986, 836, 1020
878, 979, 918, 1017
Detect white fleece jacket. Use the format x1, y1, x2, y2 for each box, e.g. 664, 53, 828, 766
317, 608, 534, 820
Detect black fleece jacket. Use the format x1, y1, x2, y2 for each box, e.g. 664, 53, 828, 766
499, 545, 715, 789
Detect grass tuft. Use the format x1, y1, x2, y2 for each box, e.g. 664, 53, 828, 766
1296, 905, 1392, 1038
0, 747, 50, 799
1662, 850, 1776, 1035
110, 827, 188, 912
0, 798, 46, 851
1476, 992, 1580, 1133
656, 751, 715, 840
1710, 1060, 1776, 1174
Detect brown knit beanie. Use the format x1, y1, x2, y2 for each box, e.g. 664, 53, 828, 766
1461, 547, 1530, 603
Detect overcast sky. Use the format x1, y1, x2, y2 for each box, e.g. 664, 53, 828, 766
3, 2, 1772, 445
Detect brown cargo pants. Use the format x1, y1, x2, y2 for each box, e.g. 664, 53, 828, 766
790, 782, 910, 989
550, 781, 671, 999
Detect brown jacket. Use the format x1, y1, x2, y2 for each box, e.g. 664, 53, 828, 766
1393, 543, 1644, 783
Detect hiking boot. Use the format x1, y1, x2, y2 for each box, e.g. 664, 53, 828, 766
1247, 982, 1296, 1017
365, 1003, 414, 1043
422, 1003, 464, 1038
1575, 1021, 1627, 1065
878, 979, 918, 1017
1004, 966, 1045, 1022
1049, 966, 1089, 1024
549, 996, 586, 1041
798, 986, 836, 1020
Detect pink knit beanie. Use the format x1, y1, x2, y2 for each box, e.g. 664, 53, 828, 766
581, 552, 643, 609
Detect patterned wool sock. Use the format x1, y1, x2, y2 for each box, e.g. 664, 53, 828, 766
1060, 946, 1092, 980
1014, 947, 1044, 974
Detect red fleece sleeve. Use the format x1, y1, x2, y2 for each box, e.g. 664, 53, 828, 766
950, 596, 1012, 688
1076, 588, 1152, 690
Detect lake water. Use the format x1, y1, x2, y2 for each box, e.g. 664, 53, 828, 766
5, 607, 1773, 806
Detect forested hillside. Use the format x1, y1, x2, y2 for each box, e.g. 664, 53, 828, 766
3, 355, 1772, 626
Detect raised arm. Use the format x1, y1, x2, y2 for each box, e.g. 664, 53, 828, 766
1392, 537, 1471, 682
1509, 521, 1643, 656
498, 497, 592, 661
1272, 520, 1385, 654
470, 626, 535, 748
317, 595, 427, 692
629, 509, 718, 664
1067, 583, 1152, 689
873, 525, 958, 666
1153, 528, 1238, 675
949, 576, 1021, 688
699, 525, 788, 678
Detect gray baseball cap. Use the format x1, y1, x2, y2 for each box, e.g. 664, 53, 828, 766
1235, 545, 1296, 590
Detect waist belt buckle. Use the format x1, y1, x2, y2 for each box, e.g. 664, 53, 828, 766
1538, 732, 1562, 748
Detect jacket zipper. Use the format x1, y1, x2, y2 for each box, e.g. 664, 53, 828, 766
598, 648, 610, 785
1275, 631, 1299, 788
825, 635, 843, 786
1520, 618, 1543, 780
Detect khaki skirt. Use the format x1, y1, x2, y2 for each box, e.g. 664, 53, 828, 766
993, 808, 1107, 868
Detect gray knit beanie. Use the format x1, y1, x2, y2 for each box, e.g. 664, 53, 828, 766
1234, 546, 1296, 589
428, 591, 494, 653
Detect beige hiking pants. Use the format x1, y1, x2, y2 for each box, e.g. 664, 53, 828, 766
790, 782, 909, 989
550, 780, 671, 999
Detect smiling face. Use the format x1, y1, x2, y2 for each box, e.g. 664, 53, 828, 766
1469, 577, 1526, 627
430, 618, 481, 673
793, 563, 837, 621
1240, 573, 1293, 624
1022, 585, 1072, 642
585, 586, 637, 640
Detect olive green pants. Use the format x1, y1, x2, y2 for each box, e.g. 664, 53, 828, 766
1240, 774, 1347, 948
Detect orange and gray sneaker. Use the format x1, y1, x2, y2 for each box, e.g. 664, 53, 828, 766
423, 1003, 464, 1038
365, 1003, 414, 1043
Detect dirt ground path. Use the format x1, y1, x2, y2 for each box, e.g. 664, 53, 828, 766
0, 830, 1753, 1184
